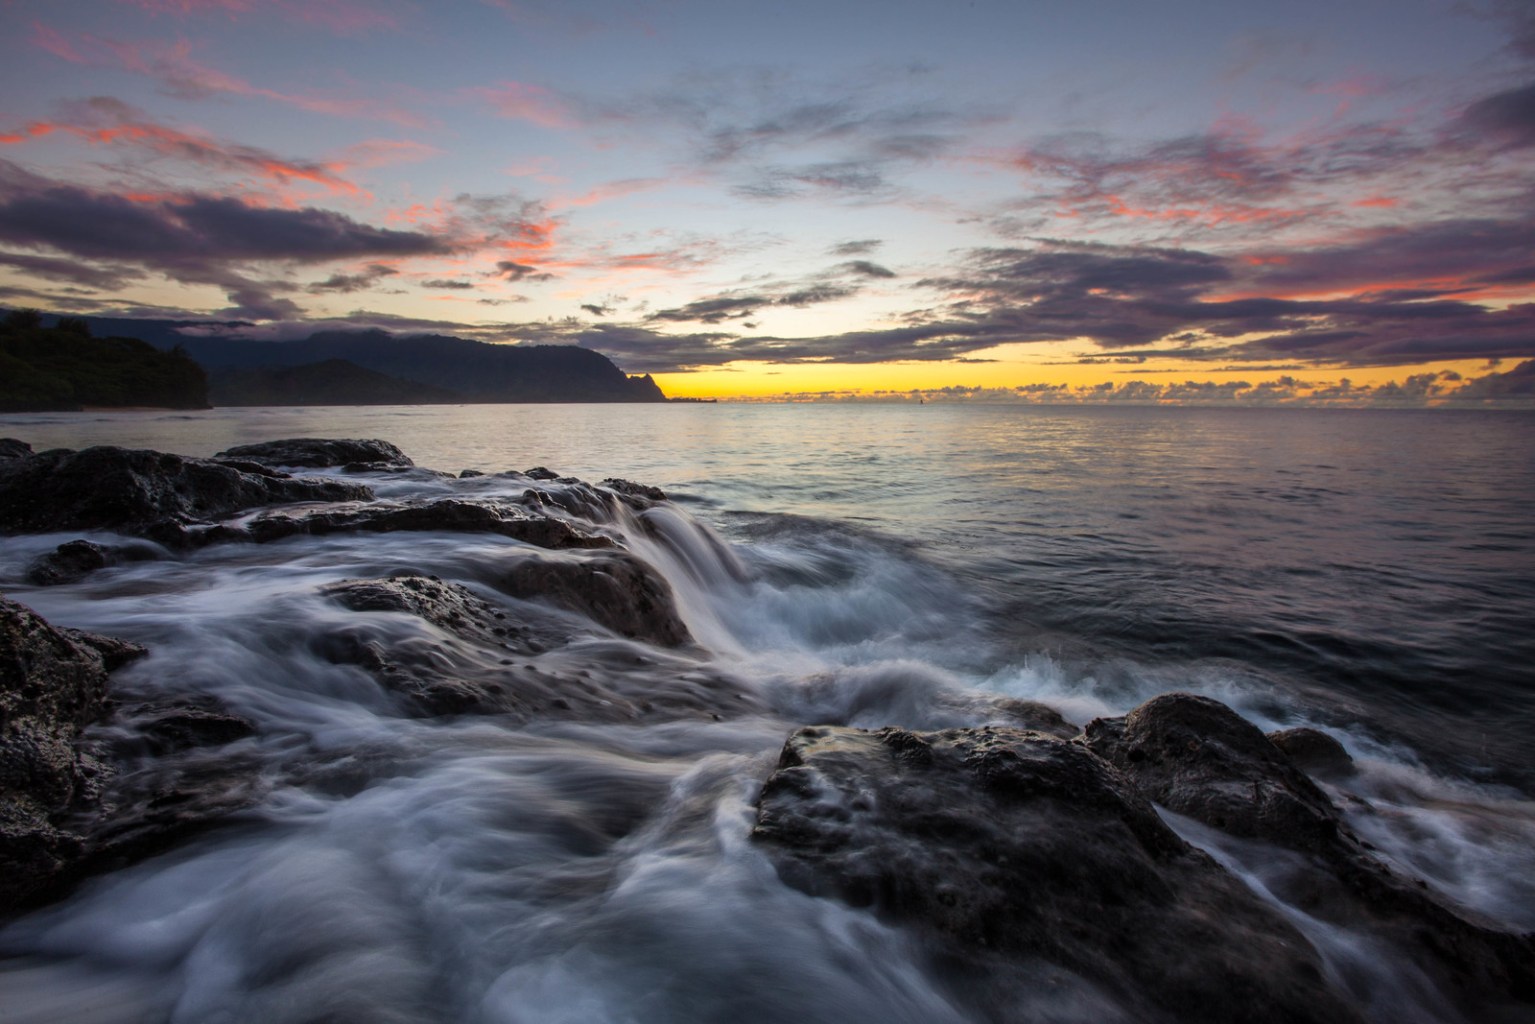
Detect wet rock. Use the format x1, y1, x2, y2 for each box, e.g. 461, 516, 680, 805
105, 696, 257, 758
319, 574, 752, 722
495, 551, 692, 647
1, 596, 262, 912
26, 540, 113, 586
991, 697, 1078, 736
458, 469, 485, 479
1083, 692, 1344, 853
0, 438, 32, 459
238, 497, 611, 550
214, 437, 414, 470
80, 749, 267, 877
601, 478, 667, 509
1268, 726, 1355, 779
1086, 693, 1535, 1016
753, 724, 1363, 1024
0, 445, 373, 542
525, 466, 562, 480
1, 596, 122, 908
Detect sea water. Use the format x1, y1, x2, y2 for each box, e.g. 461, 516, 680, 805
1, 402, 1531, 1022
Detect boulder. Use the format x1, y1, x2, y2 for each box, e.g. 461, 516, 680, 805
1083, 693, 1344, 854
1086, 693, 1535, 1015
0, 438, 32, 459
752, 724, 1364, 1024
214, 437, 414, 470
26, 539, 113, 586
495, 551, 692, 647
1268, 726, 1355, 779
0, 446, 373, 542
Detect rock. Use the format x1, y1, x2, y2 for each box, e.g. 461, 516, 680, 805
1, 596, 262, 912
214, 437, 414, 470
458, 469, 485, 479
1083, 693, 1344, 854
237, 498, 611, 550
105, 697, 257, 758
1268, 727, 1355, 779
0, 446, 373, 542
1086, 693, 1535, 1016
1, 596, 119, 908
318, 574, 753, 722
524, 466, 561, 480
27, 539, 114, 586
0, 438, 32, 459
495, 551, 692, 647
601, 478, 667, 509
753, 724, 1364, 1024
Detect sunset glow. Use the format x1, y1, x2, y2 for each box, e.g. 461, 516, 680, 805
1, 0, 1532, 403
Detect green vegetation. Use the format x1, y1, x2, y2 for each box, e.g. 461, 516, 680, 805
0, 309, 210, 411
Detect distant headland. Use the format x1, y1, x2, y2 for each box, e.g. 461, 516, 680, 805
0, 310, 666, 411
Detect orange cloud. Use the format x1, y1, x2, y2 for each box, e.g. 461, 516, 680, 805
0, 123, 56, 144
1353, 195, 1398, 208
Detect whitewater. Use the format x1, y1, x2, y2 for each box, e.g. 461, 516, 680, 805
1, 402, 1531, 1023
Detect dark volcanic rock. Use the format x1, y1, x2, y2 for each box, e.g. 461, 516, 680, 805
239, 497, 611, 550
1267, 726, 1355, 779
214, 437, 414, 470
319, 574, 755, 722
27, 539, 113, 586
496, 551, 692, 647
1084, 693, 1344, 853
0, 445, 373, 542
1, 596, 262, 912
1086, 693, 1535, 1016
0, 438, 32, 459
105, 696, 257, 758
600, 478, 667, 509
753, 724, 1363, 1024
0, 596, 123, 908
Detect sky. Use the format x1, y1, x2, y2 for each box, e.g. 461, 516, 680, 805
1, 0, 1533, 403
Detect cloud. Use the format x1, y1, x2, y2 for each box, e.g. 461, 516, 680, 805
111, 0, 404, 34
1458, 81, 1535, 150
829, 239, 882, 256
7, 97, 361, 196
307, 264, 398, 293
490, 260, 554, 282
420, 278, 475, 289
31, 24, 424, 126
0, 160, 448, 315
0, 250, 146, 290
648, 295, 763, 324
471, 82, 577, 129
580, 302, 612, 316
836, 260, 896, 278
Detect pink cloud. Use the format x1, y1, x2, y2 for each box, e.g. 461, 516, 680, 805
112, 0, 402, 34
30, 23, 428, 128
549, 178, 665, 209
5, 99, 363, 197
472, 82, 576, 129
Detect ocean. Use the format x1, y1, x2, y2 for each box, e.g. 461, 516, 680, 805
1, 402, 1532, 1022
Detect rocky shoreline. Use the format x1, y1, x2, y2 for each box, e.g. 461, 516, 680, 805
2, 437, 1531, 1022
